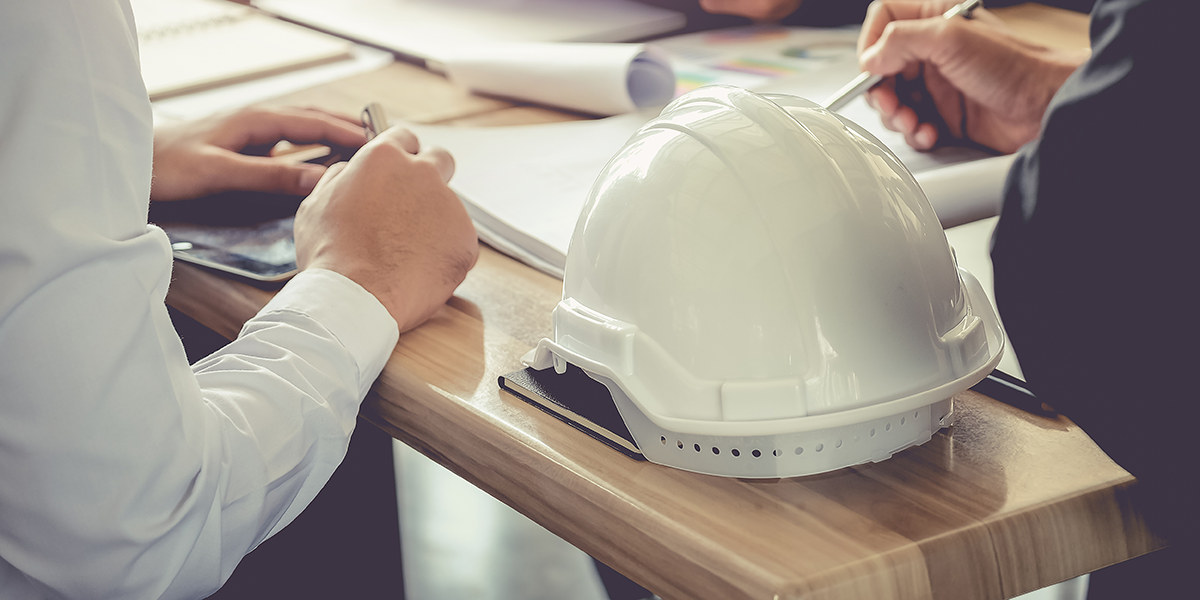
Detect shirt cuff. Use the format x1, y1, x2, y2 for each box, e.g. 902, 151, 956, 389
258, 268, 399, 397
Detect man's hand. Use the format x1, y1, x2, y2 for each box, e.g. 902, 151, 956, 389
151, 106, 367, 201
699, 0, 802, 21
294, 128, 479, 333
858, 0, 1087, 153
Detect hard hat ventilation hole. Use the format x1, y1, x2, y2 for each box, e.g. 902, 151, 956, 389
870, 428, 877, 437
752, 449, 762, 458
772, 449, 782, 457
694, 443, 701, 453
676, 439, 684, 449
794, 447, 804, 455
815, 443, 824, 452
660, 436, 667, 445
835, 439, 843, 449
711, 447, 720, 455
886, 422, 892, 432
901, 417, 906, 425
731, 449, 741, 457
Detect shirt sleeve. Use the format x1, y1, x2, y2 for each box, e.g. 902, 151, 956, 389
0, 1, 399, 598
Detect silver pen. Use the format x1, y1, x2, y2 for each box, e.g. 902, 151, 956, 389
823, 0, 983, 112
361, 102, 389, 141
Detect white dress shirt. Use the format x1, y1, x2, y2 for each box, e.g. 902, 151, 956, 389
0, 1, 399, 598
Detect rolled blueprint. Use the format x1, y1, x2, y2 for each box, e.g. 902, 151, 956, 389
914, 154, 1017, 228
432, 42, 675, 116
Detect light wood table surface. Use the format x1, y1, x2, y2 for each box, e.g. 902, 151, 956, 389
166, 5, 1163, 599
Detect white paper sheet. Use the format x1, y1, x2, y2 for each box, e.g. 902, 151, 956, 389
408, 111, 656, 277
435, 43, 675, 116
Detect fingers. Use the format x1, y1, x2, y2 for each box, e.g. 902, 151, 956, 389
215, 153, 330, 196
921, 66, 965, 139
420, 147, 455, 184
373, 126, 421, 155
370, 127, 452, 183
859, 0, 961, 54
151, 105, 444, 201
910, 122, 939, 150
212, 125, 439, 196
225, 106, 368, 151
866, 82, 939, 150
298, 105, 363, 127
309, 162, 348, 194
869, 84, 916, 134
861, 16, 954, 77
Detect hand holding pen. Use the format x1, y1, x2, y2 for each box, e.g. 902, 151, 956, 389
357, 101, 430, 165
825, 0, 981, 111
843, 0, 1088, 153
295, 101, 477, 334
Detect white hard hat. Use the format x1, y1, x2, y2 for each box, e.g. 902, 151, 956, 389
526, 85, 1003, 478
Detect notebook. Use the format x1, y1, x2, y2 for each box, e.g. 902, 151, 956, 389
133, 0, 355, 100
499, 364, 644, 460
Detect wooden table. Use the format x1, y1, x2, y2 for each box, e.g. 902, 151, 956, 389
167, 6, 1163, 599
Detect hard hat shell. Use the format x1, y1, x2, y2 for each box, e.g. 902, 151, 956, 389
527, 85, 1003, 478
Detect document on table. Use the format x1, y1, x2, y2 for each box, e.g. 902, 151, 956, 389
252, 0, 685, 63
409, 112, 658, 277
409, 26, 1012, 278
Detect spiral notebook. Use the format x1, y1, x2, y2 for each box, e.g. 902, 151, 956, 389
132, 0, 354, 100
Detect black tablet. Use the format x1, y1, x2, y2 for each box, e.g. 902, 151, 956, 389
163, 217, 298, 282
151, 190, 304, 283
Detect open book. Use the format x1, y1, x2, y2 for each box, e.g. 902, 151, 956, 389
133, 0, 355, 100
408, 26, 1014, 278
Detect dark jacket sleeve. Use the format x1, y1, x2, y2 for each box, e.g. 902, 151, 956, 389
991, 0, 1197, 571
